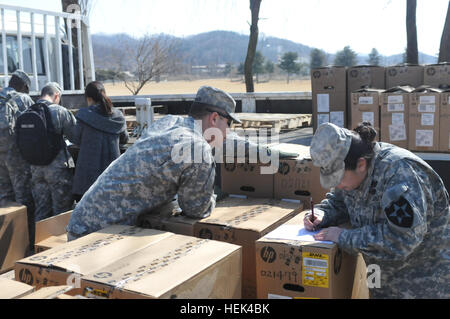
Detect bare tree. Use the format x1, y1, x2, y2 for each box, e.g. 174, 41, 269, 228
406, 0, 418, 64
439, 1, 450, 63
118, 34, 181, 96
244, 0, 262, 93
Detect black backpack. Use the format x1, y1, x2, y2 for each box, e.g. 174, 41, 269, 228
16, 101, 65, 166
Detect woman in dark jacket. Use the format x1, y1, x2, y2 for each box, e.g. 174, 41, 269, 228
72, 81, 129, 200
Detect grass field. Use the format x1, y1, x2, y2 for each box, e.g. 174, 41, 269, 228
103, 78, 312, 96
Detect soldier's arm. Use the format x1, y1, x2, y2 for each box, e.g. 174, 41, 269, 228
316, 188, 350, 228
337, 160, 428, 261
20, 95, 35, 111
119, 126, 129, 145
177, 161, 216, 219
60, 109, 78, 142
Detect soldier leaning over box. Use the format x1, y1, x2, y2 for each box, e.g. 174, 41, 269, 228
303, 122, 450, 299
18, 83, 77, 222
66, 86, 241, 240
0, 70, 36, 249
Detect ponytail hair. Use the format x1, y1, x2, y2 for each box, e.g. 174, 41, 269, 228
344, 122, 377, 170
85, 81, 113, 115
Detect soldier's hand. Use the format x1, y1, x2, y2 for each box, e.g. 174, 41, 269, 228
304, 212, 322, 232
314, 227, 344, 243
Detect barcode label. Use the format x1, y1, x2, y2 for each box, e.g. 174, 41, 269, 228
359, 96, 373, 105
420, 96, 436, 104
388, 104, 404, 112
304, 258, 328, 268
418, 104, 436, 113
388, 95, 403, 104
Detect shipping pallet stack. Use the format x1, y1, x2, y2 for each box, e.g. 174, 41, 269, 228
231, 113, 312, 137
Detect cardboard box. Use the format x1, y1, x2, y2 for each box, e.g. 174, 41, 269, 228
0, 278, 34, 299
380, 86, 415, 149
15, 226, 174, 290
193, 197, 301, 299
386, 64, 424, 89
409, 87, 442, 152
0, 203, 29, 273
311, 66, 347, 132
35, 211, 72, 253
440, 89, 450, 152
255, 212, 367, 299
347, 66, 386, 129
424, 63, 450, 88
350, 89, 384, 138
80, 233, 242, 299
20, 285, 75, 299
221, 162, 275, 198
271, 144, 328, 207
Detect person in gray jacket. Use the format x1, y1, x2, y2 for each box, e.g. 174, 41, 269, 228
72, 81, 129, 200
30, 83, 77, 221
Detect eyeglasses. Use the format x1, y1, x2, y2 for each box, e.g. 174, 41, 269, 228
206, 108, 232, 127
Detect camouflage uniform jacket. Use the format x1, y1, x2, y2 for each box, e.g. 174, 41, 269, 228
67, 115, 216, 237
0, 87, 34, 152
317, 142, 450, 299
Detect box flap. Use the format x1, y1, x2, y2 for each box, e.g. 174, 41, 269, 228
35, 211, 72, 243
354, 88, 385, 94
0, 203, 26, 217
200, 197, 299, 233
35, 234, 68, 250
268, 143, 311, 160
17, 226, 173, 275
0, 278, 34, 299
384, 85, 415, 93
412, 85, 443, 93
82, 234, 241, 298
21, 285, 73, 299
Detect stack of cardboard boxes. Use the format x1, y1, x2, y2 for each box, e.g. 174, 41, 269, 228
312, 63, 450, 153
221, 143, 329, 208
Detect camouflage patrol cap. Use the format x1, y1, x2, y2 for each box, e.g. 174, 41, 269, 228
12, 70, 31, 88
193, 86, 241, 124
310, 123, 353, 189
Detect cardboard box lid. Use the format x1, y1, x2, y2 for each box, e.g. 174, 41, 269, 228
21, 285, 73, 299
0, 203, 26, 217
0, 278, 34, 299
257, 211, 336, 249
35, 211, 72, 244
268, 143, 311, 161
200, 197, 299, 233
82, 234, 241, 298
353, 88, 385, 94
412, 86, 443, 93
35, 234, 68, 249
16, 226, 173, 275
384, 85, 415, 93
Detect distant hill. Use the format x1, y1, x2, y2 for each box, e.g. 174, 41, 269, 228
92, 31, 438, 70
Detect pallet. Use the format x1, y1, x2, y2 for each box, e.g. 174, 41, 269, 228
231, 113, 312, 133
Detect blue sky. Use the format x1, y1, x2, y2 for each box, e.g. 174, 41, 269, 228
2, 0, 449, 56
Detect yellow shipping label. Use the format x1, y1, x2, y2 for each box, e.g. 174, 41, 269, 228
302, 252, 329, 288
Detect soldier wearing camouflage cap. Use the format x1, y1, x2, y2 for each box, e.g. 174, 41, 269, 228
304, 122, 449, 299
0, 69, 36, 251
67, 86, 239, 240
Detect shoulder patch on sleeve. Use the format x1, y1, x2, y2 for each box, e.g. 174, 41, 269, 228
384, 196, 414, 228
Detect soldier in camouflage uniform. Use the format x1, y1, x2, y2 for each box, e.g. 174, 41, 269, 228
0, 70, 36, 248
30, 83, 77, 221
304, 122, 449, 299
67, 86, 241, 240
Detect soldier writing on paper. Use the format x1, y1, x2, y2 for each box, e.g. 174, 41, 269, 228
303, 122, 449, 299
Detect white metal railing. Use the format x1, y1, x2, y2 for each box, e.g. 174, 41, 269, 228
0, 4, 95, 94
